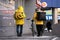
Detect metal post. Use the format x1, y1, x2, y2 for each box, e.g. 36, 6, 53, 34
52, 8, 58, 24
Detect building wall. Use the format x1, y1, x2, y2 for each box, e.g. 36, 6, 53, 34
23, 0, 36, 34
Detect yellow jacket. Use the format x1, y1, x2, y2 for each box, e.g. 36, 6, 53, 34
14, 6, 26, 25
33, 12, 44, 25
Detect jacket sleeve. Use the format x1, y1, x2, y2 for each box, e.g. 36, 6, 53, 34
32, 12, 37, 21
23, 12, 26, 18
13, 12, 17, 20
13, 12, 18, 20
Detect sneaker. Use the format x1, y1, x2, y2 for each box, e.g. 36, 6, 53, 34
34, 35, 39, 38
49, 30, 52, 32
44, 28, 48, 31
17, 34, 22, 37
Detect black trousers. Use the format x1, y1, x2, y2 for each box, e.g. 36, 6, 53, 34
16, 25, 23, 36
47, 26, 52, 30
36, 25, 44, 36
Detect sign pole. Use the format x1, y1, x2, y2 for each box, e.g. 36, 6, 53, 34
52, 8, 58, 24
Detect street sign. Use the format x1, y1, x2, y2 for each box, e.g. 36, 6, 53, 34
41, 0, 60, 8
41, 2, 47, 8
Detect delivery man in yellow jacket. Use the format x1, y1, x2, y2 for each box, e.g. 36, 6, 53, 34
14, 6, 26, 37
33, 8, 45, 37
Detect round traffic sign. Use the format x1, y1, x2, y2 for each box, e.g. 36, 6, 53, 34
41, 2, 47, 8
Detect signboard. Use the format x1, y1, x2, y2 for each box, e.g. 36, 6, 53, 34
46, 15, 60, 20
41, 0, 60, 8
46, 10, 52, 15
